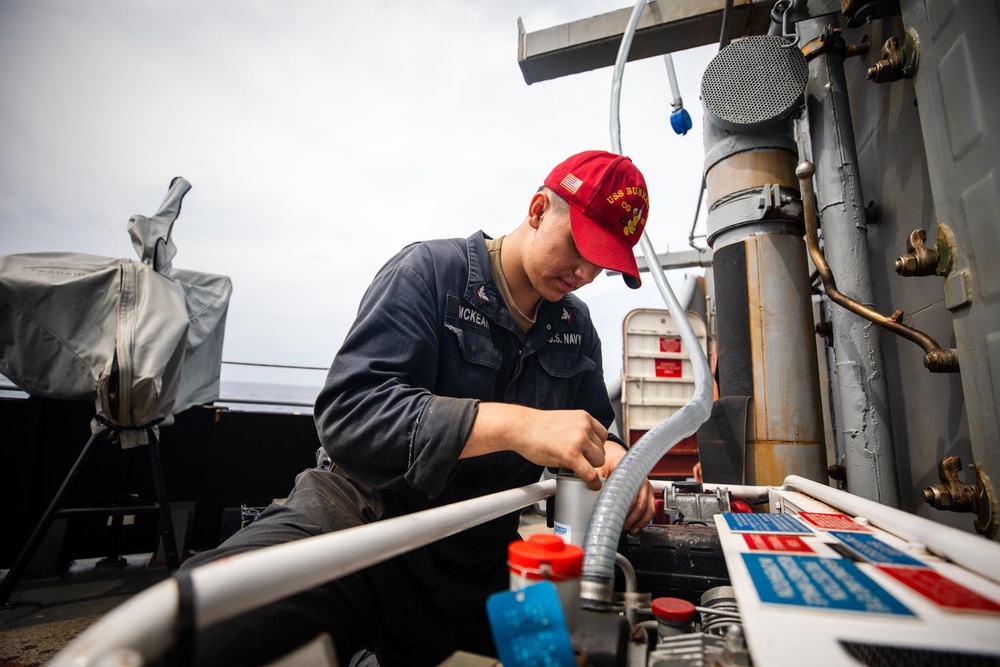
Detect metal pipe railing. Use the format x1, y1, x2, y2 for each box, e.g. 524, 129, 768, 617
49, 479, 557, 667
650, 480, 770, 503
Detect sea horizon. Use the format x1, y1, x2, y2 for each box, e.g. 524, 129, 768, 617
217, 380, 320, 414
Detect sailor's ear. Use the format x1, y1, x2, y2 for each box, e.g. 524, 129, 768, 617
528, 192, 547, 229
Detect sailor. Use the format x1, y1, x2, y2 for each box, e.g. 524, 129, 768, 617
181, 150, 656, 666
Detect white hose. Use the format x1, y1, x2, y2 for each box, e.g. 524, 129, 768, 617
582, 0, 714, 601
48, 479, 556, 667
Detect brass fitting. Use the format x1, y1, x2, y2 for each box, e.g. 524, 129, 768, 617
894, 229, 938, 276
922, 457, 975, 511
867, 30, 919, 83
922, 456, 998, 538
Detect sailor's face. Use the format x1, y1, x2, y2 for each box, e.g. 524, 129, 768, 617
528, 204, 602, 302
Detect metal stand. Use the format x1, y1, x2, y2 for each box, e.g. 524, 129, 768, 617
0, 425, 180, 607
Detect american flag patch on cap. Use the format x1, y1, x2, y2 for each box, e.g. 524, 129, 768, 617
559, 173, 583, 194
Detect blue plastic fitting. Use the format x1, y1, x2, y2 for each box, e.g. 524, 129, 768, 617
670, 108, 693, 136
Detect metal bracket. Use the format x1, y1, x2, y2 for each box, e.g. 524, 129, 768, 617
707, 185, 804, 244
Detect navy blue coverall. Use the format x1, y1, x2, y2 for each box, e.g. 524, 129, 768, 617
182, 231, 618, 666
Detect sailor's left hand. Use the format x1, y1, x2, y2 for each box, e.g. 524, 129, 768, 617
598, 441, 656, 535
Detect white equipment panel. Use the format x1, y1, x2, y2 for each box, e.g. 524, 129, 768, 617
715, 488, 1000, 665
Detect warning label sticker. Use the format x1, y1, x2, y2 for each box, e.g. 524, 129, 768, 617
659, 336, 682, 353
743, 554, 914, 616
798, 512, 871, 532
654, 358, 682, 378
829, 531, 925, 567
878, 566, 1000, 615
743, 533, 814, 554
723, 513, 811, 534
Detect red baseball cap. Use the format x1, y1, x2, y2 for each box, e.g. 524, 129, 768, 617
544, 150, 649, 289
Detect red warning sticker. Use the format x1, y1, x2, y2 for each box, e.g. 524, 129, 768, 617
655, 359, 682, 378
659, 336, 682, 353
798, 512, 870, 532
743, 533, 814, 554
877, 566, 1000, 615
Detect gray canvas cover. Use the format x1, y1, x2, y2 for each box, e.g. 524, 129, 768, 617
0, 177, 232, 447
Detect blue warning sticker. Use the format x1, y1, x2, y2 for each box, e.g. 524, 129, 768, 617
486, 581, 576, 667
829, 531, 926, 567
743, 553, 915, 616
723, 512, 811, 534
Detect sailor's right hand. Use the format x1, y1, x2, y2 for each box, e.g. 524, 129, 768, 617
463, 404, 607, 490
515, 408, 608, 489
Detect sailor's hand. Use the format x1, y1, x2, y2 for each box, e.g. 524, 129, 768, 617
518, 409, 608, 490
598, 441, 655, 535
464, 404, 607, 489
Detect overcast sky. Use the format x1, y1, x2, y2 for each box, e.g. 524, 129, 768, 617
0, 1, 717, 395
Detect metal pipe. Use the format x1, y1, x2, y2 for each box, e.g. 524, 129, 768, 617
615, 553, 639, 627
701, 32, 826, 488
713, 230, 828, 487
215, 398, 314, 409
663, 53, 682, 110
48, 479, 557, 667
798, 16, 900, 507
718, 0, 734, 50
796, 161, 959, 372
650, 480, 770, 502
676, 273, 699, 311
687, 177, 707, 251
782, 475, 1000, 587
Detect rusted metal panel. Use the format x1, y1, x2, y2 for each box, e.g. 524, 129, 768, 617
746, 440, 828, 488
744, 234, 826, 446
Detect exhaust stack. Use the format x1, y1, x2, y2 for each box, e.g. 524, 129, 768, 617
701, 35, 826, 486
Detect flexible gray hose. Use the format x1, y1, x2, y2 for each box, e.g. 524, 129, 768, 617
581, 0, 714, 605
608, 0, 646, 149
